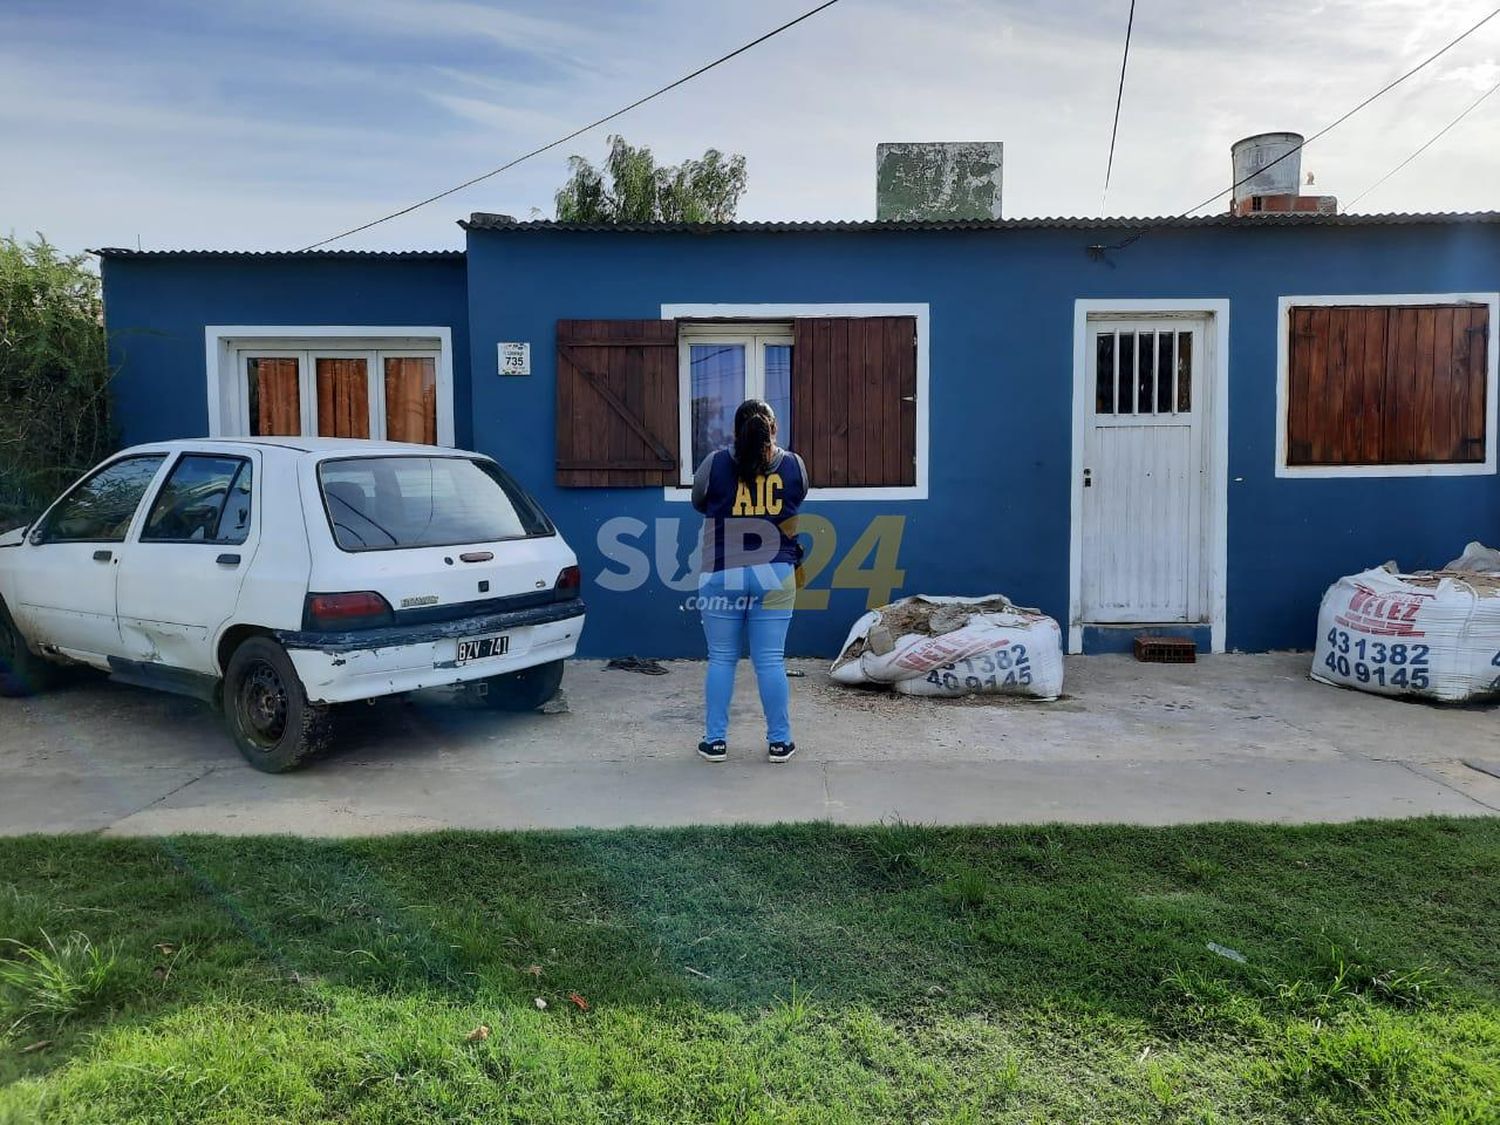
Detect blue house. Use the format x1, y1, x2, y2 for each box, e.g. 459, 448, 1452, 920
97, 208, 1499, 659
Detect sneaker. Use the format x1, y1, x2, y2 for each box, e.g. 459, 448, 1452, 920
697, 739, 727, 763
767, 741, 797, 764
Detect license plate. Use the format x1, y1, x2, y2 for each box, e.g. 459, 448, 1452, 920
455, 634, 509, 664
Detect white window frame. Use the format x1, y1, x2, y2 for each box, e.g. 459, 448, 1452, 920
1069, 299, 1230, 655
677, 323, 794, 487
1274, 293, 1499, 479
660, 303, 930, 501
204, 326, 455, 445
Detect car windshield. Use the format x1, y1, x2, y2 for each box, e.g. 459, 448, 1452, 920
318, 456, 554, 551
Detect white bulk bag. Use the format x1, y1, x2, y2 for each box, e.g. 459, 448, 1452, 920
1312, 566, 1500, 702
1445, 540, 1500, 575
830, 595, 1064, 701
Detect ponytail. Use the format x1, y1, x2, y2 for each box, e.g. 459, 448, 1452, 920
732, 399, 775, 486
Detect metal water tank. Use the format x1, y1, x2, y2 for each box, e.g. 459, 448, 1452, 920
1231, 132, 1304, 208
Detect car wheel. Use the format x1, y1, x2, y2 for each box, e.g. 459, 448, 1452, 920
476, 659, 564, 712
223, 637, 332, 772
0, 600, 59, 698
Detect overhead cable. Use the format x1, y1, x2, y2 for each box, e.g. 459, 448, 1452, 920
298, 0, 845, 250
1089, 5, 1500, 256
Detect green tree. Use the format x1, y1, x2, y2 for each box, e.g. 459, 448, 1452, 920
0, 236, 115, 529
554, 135, 748, 223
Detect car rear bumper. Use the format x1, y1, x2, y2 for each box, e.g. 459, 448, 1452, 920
280, 600, 585, 704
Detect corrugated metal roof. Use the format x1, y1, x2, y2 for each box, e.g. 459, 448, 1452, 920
462, 211, 1500, 233
92, 248, 465, 260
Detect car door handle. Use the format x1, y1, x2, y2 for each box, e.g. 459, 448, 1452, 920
216, 553, 242, 566
93, 549, 112, 562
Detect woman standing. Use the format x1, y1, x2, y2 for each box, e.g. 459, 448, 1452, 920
690, 399, 808, 763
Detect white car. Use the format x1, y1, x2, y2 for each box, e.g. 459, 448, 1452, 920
0, 438, 584, 771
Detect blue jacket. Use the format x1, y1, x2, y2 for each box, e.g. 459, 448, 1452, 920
691, 447, 809, 573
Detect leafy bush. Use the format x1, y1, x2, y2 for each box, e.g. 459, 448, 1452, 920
0, 236, 115, 531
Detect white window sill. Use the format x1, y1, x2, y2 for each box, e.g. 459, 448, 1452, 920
1274, 462, 1496, 479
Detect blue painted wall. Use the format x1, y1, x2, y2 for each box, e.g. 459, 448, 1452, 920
101, 254, 472, 448
465, 224, 1499, 657
100, 226, 1499, 658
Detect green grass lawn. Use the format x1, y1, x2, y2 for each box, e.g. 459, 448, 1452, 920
0, 819, 1496, 1123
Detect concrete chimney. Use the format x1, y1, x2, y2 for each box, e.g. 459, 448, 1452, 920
876, 142, 1003, 221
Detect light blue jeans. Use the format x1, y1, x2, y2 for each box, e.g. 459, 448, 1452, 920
698, 562, 796, 745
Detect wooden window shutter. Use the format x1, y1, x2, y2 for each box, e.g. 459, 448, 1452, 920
1287, 303, 1488, 466
791, 316, 916, 486
556, 319, 680, 486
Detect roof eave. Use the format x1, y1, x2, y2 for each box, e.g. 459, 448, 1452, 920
462, 211, 1500, 234
91, 248, 466, 260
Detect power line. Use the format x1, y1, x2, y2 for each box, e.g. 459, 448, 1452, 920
298, 0, 846, 251
1100, 0, 1137, 214
1090, 4, 1500, 256
1348, 76, 1500, 207
1181, 5, 1499, 217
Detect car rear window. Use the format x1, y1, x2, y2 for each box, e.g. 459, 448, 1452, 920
318, 456, 554, 551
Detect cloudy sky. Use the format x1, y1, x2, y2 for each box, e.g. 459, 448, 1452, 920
3, 0, 1498, 254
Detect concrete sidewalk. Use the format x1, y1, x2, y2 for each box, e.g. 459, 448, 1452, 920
1, 654, 1497, 835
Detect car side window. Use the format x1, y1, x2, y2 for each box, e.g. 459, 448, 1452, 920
36, 455, 168, 544
142, 455, 253, 544
215, 460, 254, 542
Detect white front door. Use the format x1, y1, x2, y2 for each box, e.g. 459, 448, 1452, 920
1080, 318, 1209, 624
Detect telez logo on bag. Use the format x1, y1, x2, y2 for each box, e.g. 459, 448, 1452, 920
1334, 585, 1428, 637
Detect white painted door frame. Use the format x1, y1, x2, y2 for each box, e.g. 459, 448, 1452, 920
1068, 299, 1230, 654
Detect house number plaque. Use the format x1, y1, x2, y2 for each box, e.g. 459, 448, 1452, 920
498, 342, 531, 376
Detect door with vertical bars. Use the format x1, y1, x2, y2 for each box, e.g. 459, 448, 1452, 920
1081, 318, 1209, 624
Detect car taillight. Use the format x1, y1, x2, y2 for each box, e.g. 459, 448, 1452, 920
555, 565, 581, 597
303, 591, 394, 631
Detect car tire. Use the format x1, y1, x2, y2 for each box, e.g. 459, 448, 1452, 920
477, 659, 565, 712
0, 600, 59, 698
223, 636, 332, 772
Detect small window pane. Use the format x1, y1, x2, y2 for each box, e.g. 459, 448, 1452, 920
690, 343, 747, 468
763, 343, 794, 450
1177, 332, 1193, 412
1095, 333, 1115, 413
143, 455, 251, 543
247, 358, 301, 436
316, 358, 370, 439
42, 456, 166, 543
1137, 332, 1156, 414
1117, 333, 1136, 415
1157, 333, 1175, 413
384, 357, 437, 444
